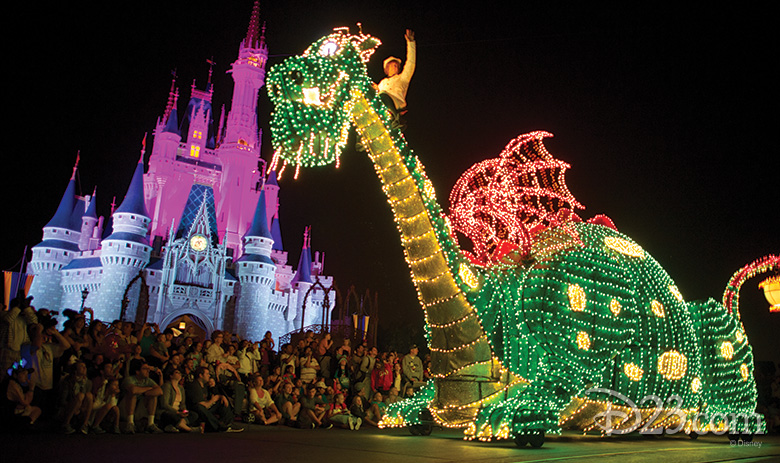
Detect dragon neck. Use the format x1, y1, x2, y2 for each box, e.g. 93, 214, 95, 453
348, 90, 496, 379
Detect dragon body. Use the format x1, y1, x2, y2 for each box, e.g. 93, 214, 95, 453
266, 29, 775, 445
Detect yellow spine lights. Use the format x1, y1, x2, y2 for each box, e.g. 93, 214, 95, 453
650, 300, 665, 318
657, 350, 687, 380
720, 341, 734, 360
576, 331, 591, 350
568, 284, 586, 311
623, 362, 644, 381
669, 285, 684, 302
691, 377, 702, 393
604, 236, 644, 258
609, 298, 622, 316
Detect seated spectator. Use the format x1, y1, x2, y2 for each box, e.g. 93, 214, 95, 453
368, 391, 387, 425
349, 395, 372, 427
327, 392, 360, 430
2, 361, 41, 430
186, 367, 240, 432
335, 338, 351, 358
300, 384, 329, 428
334, 356, 351, 392
187, 341, 206, 368
91, 378, 120, 434
248, 374, 281, 425
385, 387, 401, 405
275, 381, 301, 426
122, 361, 163, 433
160, 368, 197, 433
59, 360, 93, 434
214, 360, 246, 420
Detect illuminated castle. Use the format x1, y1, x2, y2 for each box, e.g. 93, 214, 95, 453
25, 2, 335, 340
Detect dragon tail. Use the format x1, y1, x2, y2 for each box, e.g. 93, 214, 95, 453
722, 254, 779, 317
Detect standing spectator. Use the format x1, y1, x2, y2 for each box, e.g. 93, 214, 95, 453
1, 296, 38, 379
237, 340, 260, 382
357, 347, 378, 397
27, 322, 70, 417
402, 344, 425, 394
279, 343, 297, 377
262, 331, 275, 352
122, 361, 163, 433
371, 357, 393, 396
299, 346, 319, 384
148, 332, 170, 369
205, 331, 228, 364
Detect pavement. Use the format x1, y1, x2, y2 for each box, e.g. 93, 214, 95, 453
2, 424, 778, 463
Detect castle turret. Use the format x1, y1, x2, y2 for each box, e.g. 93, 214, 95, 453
27, 160, 82, 309
291, 227, 316, 330
235, 187, 276, 340
216, 1, 268, 254
79, 188, 99, 251
94, 151, 152, 322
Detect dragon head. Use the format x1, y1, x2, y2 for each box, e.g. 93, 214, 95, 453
267, 27, 381, 178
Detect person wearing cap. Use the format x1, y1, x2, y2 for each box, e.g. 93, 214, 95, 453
2, 360, 41, 428
376, 29, 416, 130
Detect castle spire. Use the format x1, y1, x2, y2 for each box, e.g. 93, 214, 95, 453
291, 227, 313, 284
114, 140, 149, 217
244, 187, 272, 239
162, 71, 178, 124
243, 1, 262, 49
45, 155, 80, 230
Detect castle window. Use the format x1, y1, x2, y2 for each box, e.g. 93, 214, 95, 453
190, 145, 200, 158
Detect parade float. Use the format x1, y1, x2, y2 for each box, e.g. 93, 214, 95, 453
265, 27, 778, 447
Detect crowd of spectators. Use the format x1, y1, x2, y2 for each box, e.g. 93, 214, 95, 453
1, 296, 432, 435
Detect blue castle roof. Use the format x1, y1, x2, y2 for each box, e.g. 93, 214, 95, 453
70, 197, 86, 230
45, 177, 78, 231
244, 189, 272, 239
32, 239, 81, 252
84, 193, 98, 219
163, 107, 180, 135
271, 217, 283, 251
291, 230, 313, 284
115, 159, 149, 217
61, 256, 102, 270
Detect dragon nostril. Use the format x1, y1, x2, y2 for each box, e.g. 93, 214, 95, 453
290, 70, 303, 85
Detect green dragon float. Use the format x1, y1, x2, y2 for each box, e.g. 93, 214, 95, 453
266, 27, 777, 447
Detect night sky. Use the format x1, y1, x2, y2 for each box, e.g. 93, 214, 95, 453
4, 1, 777, 360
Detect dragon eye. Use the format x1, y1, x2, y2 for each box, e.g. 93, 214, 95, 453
319, 40, 339, 57
290, 70, 303, 85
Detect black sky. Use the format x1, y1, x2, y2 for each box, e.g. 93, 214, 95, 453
3, 1, 777, 359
